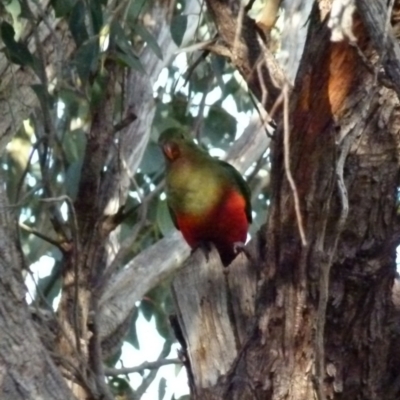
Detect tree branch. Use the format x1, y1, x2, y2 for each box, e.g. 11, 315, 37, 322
205, 0, 287, 111
104, 358, 181, 376
356, 0, 400, 99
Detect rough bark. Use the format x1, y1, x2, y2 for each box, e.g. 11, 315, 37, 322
172, 235, 261, 391
171, 1, 400, 400
204, 0, 286, 110
0, 182, 76, 400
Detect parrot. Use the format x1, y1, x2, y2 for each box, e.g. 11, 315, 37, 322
159, 128, 252, 266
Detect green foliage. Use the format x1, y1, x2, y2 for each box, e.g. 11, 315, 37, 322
69, 1, 88, 46
109, 377, 136, 398
203, 104, 236, 147
0, 21, 36, 68
158, 377, 167, 400
89, 0, 104, 35
139, 142, 164, 174
111, 20, 144, 72
74, 37, 100, 83
35, 259, 62, 306
170, 15, 187, 46
140, 284, 175, 342
157, 198, 175, 237
126, 0, 147, 23
134, 24, 163, 60
51, 0, 76, 18
126, 307, 140, 350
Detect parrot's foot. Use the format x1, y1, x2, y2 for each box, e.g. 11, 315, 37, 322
192, 242, 212, 262
233, 241, 253, 262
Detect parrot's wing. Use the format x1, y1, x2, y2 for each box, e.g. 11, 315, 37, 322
168, 204, 180, 230
217, 160, 253, 224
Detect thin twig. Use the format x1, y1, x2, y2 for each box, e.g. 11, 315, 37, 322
23, 0, 70, 242
183, 48, 211, 87
30, 0, 64, 82
135, 342, 172, 398
40, 195, 81, 354
233, 2, 245, 57
104, 358, 181, 376
193, 79, 211, 139
113, 110, 137, 133
88, 298, 115, 400
50, 350, 97, 394
19, 222, 66, 249
282, 84, 307, 246
14, 138, 42, 205
96, 190, 153, 295
257, 57, 269, 108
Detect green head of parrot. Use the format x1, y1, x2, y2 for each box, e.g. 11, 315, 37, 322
158, 128, 207, 162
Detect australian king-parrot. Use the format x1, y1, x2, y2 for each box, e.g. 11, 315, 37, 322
159, 128, 252, 266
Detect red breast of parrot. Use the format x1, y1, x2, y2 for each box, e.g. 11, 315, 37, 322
159, 128, 252, 266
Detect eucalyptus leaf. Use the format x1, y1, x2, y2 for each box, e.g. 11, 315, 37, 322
134, 24, 163, 60
89, 0, 103, 34
140, 298, 155, 322
170, 15, 187, 46
156, 198, 175, 237
63, 129, 87, 163
1, 21, 34, 66
127, 0, 146, 23
36, 263, 61, 305
58, 88, 81, 119
126, 306, 140, 349
110, 21, 134, 56
74, 38, 99, 83
158, 377, 167, 400
18, 1, 32, 19
110, 21, 144, 72
51, 0, 77, 17
104, 347, 122, 368
155, 307, 171, 340
109, 377, 133, 396
139, 142, 164, 174
65, 160, 83, 200
69, 0, 88, 47
114, 51, 144, 73
89, 74, 108, 110
203, 104, 236, 145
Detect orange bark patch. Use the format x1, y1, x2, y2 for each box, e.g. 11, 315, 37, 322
291, 16, 368, 197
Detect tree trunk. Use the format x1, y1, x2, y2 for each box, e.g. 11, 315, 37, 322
173, 1, 400, 399
0, 183, 76, 400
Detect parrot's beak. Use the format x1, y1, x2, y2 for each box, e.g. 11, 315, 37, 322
162, 142, 180, 161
